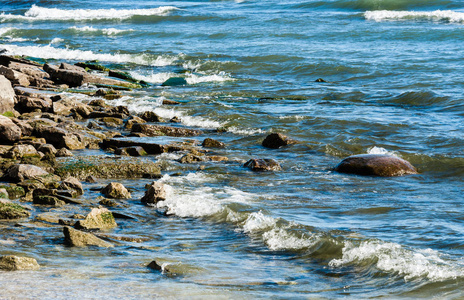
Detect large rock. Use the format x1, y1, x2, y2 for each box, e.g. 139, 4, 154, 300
74, 207, 117, 230
244, 159, 282, 171
34, 126, 85, 150
4, 144, 38, 159
101, 182, 131, 199
131, 123, 203, 137
0, 75, 15, 114
59, 177, 83, 195
0, 115, 21, 144
141, 181, 167, 204
262, 133, 296, 149
63, 226, 114, 247
7, 164, 49, 182
334, 154, 418, 177
0, 200, 31, 219
0, 255, 40, 271
0, 66, 30, 86
100, 138, 166, 155
16, 95, 52, 113
202, 138, 225, 148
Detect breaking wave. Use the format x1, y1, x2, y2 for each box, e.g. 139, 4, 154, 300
365, 10, 464, 23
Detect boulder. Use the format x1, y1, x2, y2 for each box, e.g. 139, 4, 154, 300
16, 96, 52, 113
0, 75, 15, 114
33, 195, 66, 207
202, 138, 225, 148
63, 226, 114, 247
131, 123, 203, 137
74, 207, 117, 230
244, 159, 282, 171
37, 144, 57, 156
124, 116, 146, 130
139, 111, 164, 123
55, 148, 73, 157
4, 144, 38, 159
101, 182, 131, 199
34, 126, 85, 150
0, 200, 31, 219
0, 115, 21, 144
0, 255, 40, 271
0, 65, 30, 86
262, 133, 296, 149
7, 164, 49, 182
59, 177, 83, 196
12, 118, 33, 136
141, 181, 167, 204
334, 154, 418, 177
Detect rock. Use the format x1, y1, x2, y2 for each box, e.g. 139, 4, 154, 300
0, 255, 40, 271
161, 77, 187, 86
202, 138, 225, 148
101, 182, 131, 199
179, 154, 204, 164
12, 118, 33, 136
170, 116, 181, 123
141, 181, 167, 204
88, 99, 107, 107
99, 117, 124, 127
63, 226, 114, 247
0, 188, 8, 199
244, 159, 282, 171
34, 126, 85, 150
262, 133, 295, 149
33, 195, 66, 207
124, 116, 146, 130
0, 65, 30, 86
0, 115, 21, 144
163, 99, 181, 105
16, 95, 52, 113
139, 111, 164, 123
334, 154, 419, 177
74, 207, 117, 230
59, 177, 84, 196
55, 148, 73, 157
1, 185, 25, 199
0, 201, 30, 219
72, 104, 93, 118
0, 75, 15, 114
5, 144, 38, 159
7, 164, 49, 182
98, 198, 118, 207
100, 138, 166, 155
85, 175, 97, 183
37, 144, 57, 156
131, 123, 203, 137
208, 155, 229, 162
125, 146, 147, 157
315, 78, 326, 82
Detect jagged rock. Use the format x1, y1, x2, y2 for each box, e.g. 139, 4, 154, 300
88, 99, 107, 107
59, 177, 83, 196
202, 138, 225, 148
244, 159, 282, 171
124, 116, 146, 130
34, 126, 84, 150
334, 154, 419, 177
101, 182, 131, 199
262, 133, 296, 149
7, 164, 49, 182
74, 207, 117, 230
0, 115, 21, 144
16, 95, 52, 113
63, 226, 114, 247
139, 111, 164, 122
141, 181, 167, 204
170, 116, 181, 123
125, 146, 147, 157
0, 65, 30, 86
55, 147, 73, 157
131, 123, 203, 137
0, 255, 40, 271
0, 200, 30, 219
99, 117, 124, 127
0, 75, 16, 114
72, 104, 93, 118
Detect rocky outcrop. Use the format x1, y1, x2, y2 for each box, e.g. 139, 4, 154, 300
334, 154, 418, 177
101, 182, 131, 199
74, 207, 117, 230
0, 255, 40, 271
141, 181, 167, 204
244, 159, 282, 171
202, 138, 225, 148
0, 200, 31, 219
63, 226, 114, 247
0, 115, 21, 144
131, 123, 203, 137
0, 75, 15, 114
262, 133, 296, 149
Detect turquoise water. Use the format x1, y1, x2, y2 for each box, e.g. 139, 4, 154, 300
1, 1, 464, 298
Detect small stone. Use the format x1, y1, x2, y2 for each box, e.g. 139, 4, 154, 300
101, 182, 131, 199
141, 181, 167, 204
202, 138, 225, 148
0, 255, 40, 271
244, 159, 282, 171
63, 226, 114, 247
262, 133, 295, 149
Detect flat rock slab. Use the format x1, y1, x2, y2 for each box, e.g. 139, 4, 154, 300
334, 154, 418, 177
63, 226, 114, 247
0, 255, 40, 271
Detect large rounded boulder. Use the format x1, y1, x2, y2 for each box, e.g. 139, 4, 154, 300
334, 154, 418, 177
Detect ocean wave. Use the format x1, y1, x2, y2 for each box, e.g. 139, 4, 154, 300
367, 146, 399, 157
129, 70, 234, 85
0, 5, 178, 22
296, 0, 458, 11
365, 10, 464, 23
68, 26, 134, 36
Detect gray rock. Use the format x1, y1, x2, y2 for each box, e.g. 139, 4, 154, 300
244, 159, 282, 171
7, 164, 49, 182
141, 181, 167, 204
0, 75, 15, 114
0, 65, 30, 86
0, 115, 21, 144
334, 154, 418, 177
74, 207, 117, 230
37, 143, 57, 156
0, 255, 40, 271
101, 182, 131, 199
63, 226, 114, 247
59, 177, 83, 196
55, 147, 73, 157
5, 144, 38, 159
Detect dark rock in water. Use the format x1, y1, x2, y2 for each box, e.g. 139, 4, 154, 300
140, 111, 164, 123
0, 115, 22, 144
126, 146, 148, 157
0, 255, 40, 271
163, 99, 180, 105
101, 182, 131, 199
161, 77, 187, 86
244, 159, 282, 171
179, 153, 205, 164
202, 138, 225, 148
262, 133, 296, 149
141, 181, 167, 204
131, 123, 203, 137
63, 226, 114, 248
315, 78, 326, 82
33, 195, 65, 207
334, 154, 418, 177
170, 116, 181, 123
0, 200, 30, 219
100, 138, 166, 155
74, 207, 117, 230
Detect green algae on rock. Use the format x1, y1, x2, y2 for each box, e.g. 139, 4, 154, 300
0, 201, 30, 219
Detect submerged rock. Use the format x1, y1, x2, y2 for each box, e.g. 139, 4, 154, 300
334, 154, 418, 177
0, 255, 40, 271
161, 77, 187, 86
63, 226, 114, 248
141, 181, 167, 204
244, 159, 282, 171
74, 207, 117, 230
262, 133, 296, 149
101, 182, 131, 199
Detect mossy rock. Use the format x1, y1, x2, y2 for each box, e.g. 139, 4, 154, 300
1, 111, 15, 118
75, 61, 109, 72
0, 185, 25, 199
0, 201, 31, 219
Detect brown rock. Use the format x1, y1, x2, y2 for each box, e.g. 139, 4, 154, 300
131, 123, 203, 137
5, 144, 38, 159
59, 177, 84, 196
0, 66, 30, 86
63, 226, 114, 247
139, 111, 164, 122
262, 133, 296, 149
7, 164, 49, 182
334, 154, 418, 177
244, 159, 282, 171
0, 255, 40, 271
0, 75, 16, 114
202, 138, 225, 148
101, 182, 131, 199
0, 115, 21, 144
55, 147, 73, 157
141, 181, 167, 204
0, 200, 31, 219
16, 96, 52, 113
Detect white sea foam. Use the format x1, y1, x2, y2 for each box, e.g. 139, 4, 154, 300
129, 70, 234, 85
329, 240, 463, 281
69, 26, 134, 36
367, 146, 399, 157
365, 10, 464, 23
154, 107, 223, 129
0, 5, 178, 21
227, 126, 265, 135
1, 44, 177, 66
49, 38, 64, 45
263, 227, 317, 251
242, 211, 277, 233
0, 27, 14, 36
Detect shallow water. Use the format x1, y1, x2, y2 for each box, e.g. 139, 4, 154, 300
1, 1, 464, 299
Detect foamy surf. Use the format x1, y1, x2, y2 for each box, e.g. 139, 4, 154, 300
365, 10, 464, 23
68, 26, 134, 36
0, 5, 178, 21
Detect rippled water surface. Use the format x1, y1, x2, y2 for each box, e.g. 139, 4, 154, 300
1, 0, 464, 299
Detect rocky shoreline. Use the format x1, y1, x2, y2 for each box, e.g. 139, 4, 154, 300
0, 54, 418, 272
